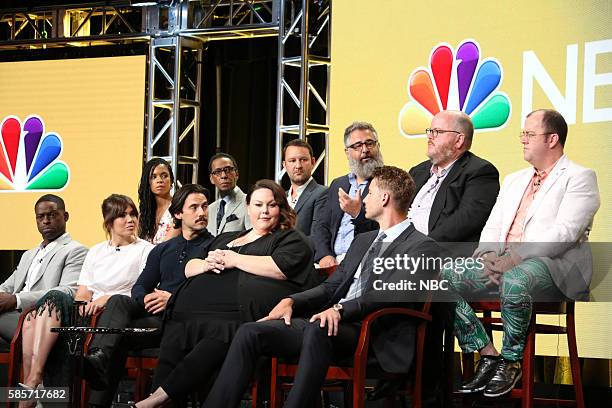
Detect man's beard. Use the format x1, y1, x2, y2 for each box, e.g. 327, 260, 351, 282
427, 144, 454, 167
349, 152, 384, 179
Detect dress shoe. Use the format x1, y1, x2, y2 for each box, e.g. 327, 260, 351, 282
483, 359, 522, 397
366, 378, 404, 401
83, 347, 110, 390
458, 355, 500, 393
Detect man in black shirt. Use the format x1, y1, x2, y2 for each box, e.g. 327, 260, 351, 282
85, 184, 214, 407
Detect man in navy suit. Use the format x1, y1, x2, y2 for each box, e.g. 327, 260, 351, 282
282, 139, 327, 237
203, 166, 441, 408
312, 121, 384, 267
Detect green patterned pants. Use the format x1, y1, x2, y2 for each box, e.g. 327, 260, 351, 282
441, 258, 561, 361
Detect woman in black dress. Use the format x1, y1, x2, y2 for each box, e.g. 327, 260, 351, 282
136, 179, 316, 407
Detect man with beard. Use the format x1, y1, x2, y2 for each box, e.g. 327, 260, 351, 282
368, 111, 500, 404
84, 184, 215, 407
282, 139, 328, 237
0, 194, 87, 342
313, 121, 384, 267
408, 110, 499, 242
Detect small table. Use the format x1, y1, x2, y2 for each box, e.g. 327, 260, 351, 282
51, 326, 158, 408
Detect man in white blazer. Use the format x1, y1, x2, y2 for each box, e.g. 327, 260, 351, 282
442, 109, 600, 398
0, 194, 87, 342
206, 153, 251, 236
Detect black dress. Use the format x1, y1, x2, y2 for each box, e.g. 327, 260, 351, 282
152, 228, 316, 403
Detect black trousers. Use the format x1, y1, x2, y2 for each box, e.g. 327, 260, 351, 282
151, 319, 230, 406
203, 318, 361, 408
88, 295, 162, 406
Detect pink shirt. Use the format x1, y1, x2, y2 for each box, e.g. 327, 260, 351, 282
505, 160, 558, 243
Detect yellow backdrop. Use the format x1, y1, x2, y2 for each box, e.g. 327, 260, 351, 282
329, 0, 611, 358
0, 56, 146, 249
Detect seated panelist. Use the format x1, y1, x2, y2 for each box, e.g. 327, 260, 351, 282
17, 194, 152, 406
135, 179, 317, 407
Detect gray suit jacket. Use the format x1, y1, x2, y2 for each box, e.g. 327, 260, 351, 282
206, 187, 251, 236
0, 233, 88, 310
289, 180, 328, 237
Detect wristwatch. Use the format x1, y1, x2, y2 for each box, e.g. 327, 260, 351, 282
332, 303, 343, 316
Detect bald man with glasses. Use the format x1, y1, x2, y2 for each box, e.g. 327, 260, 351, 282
408, 110, 500, 243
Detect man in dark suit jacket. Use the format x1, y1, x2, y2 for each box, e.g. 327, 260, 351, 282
409, 110, 499, 243
312, 121, 383, 267
203, 166, 441, 408
282, 139, 328, 237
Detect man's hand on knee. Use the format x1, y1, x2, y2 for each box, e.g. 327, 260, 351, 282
258, 298, 294, 325
309, 307, 341, 337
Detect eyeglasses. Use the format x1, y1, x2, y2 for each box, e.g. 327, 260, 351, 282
519, 131, 554, 141
425, 128, 461, 138
210, 166, 236, 177
346, 139, 378, 151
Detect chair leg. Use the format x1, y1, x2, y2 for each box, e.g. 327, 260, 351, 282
566, 310, 585, 408
521, 315, 536, 408
270, 359, 280, 408
251, 380, 258, 408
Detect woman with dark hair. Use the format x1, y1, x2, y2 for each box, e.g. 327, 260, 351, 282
138, 158, 180, 244
136, 180, 316, 407
17, 195, 153, 406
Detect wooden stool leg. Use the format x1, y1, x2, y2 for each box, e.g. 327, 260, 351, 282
521, 314, 536, 408
566, 310, 585, 408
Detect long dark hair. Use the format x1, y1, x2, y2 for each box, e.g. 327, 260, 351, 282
137, 158, 175, 240
246, 179, 296, 231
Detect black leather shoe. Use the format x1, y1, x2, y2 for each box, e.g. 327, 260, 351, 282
366, 378, 404, 401
83, 347, 110, 390
483, 359, 522, 397
458, 355, 500, 393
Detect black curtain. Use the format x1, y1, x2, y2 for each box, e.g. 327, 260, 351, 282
199, 37, 278, 195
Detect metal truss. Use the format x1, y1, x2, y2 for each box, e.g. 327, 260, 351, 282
0, 2, 147, 49
146, 35, 203, 185
275, 0, 331, 183
0, 0, 332, 187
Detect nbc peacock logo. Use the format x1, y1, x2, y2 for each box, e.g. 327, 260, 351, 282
0, 115, 70, 192
399, 39, 511, 138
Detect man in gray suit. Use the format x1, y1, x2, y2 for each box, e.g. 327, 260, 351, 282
0, 194, 87, 342
283, 139, 327, 237
206, 153, 251, 236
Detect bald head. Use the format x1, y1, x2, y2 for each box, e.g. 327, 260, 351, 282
437, 110, 473, 149
427, 110, 473, 167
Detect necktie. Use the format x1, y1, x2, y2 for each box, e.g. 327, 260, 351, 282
359, 232, 387, 293
216, 199, 226, 233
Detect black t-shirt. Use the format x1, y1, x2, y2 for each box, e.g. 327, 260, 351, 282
171, 228, 316, 321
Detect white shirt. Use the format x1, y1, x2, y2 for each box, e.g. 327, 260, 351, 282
77, 238, 153, 301
15, 232, 68, 310
408, 160, 458, 235
340, 217, 412, 303
287, 177, 314, 208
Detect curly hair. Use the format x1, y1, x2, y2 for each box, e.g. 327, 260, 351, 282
137, 158, 175, 240
246, 179, 296, 230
